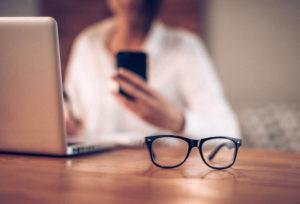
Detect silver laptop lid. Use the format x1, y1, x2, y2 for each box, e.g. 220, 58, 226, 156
0, 17, 67, 155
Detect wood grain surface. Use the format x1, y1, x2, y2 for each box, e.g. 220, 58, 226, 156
0, 147, 299, 204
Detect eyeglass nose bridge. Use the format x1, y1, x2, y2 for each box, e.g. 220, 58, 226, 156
191, 139, 200, 148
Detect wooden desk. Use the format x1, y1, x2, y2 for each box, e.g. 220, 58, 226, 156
0, 148, 299, 204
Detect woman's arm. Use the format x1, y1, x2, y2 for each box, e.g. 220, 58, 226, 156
64, 36, 89, 135
111, 35, 240, 138
178, 34, 240, 138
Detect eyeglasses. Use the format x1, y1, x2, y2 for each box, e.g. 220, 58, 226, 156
145, 135, 242, 170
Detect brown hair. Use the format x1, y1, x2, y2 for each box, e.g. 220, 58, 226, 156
144, 0, 163, 20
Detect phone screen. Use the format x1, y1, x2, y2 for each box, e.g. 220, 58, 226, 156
116, 51, 147, 99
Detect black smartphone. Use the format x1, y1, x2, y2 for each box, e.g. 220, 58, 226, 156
116, 51, 147, 99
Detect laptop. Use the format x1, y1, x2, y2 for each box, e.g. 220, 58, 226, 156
0, 17, 115, 156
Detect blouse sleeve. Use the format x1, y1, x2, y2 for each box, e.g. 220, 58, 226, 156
177, 34, 240, 138
64, 36, 89, 119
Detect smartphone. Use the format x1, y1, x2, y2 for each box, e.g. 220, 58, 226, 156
116, 51, 147, 99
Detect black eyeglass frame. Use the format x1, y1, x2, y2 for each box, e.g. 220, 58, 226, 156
145, 135, 242, 170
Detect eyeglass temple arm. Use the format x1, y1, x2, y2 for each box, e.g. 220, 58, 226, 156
208, 142, 235, 161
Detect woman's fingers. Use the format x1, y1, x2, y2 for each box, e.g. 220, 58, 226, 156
116, 68, 154, 96
117, 79, 150, 103
112, 91, 136, 110
66, 116, 83, 136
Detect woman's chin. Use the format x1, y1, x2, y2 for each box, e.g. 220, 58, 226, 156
119, 14, 144, 24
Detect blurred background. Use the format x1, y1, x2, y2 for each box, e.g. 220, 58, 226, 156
1, 0, 299, 151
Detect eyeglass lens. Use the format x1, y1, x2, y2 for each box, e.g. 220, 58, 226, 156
152, 137, 189, 167
201, 138, 236, 168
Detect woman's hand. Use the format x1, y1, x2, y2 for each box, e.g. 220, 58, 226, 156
63, 105, 83, 136
112, 68, 185, 133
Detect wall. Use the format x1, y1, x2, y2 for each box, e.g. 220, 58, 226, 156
0, 0, 39, 16
205, 0, 300, 109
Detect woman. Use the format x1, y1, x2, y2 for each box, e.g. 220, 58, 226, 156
65, 0, 240, 144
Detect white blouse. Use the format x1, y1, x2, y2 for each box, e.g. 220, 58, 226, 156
65, 18, 240, 145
